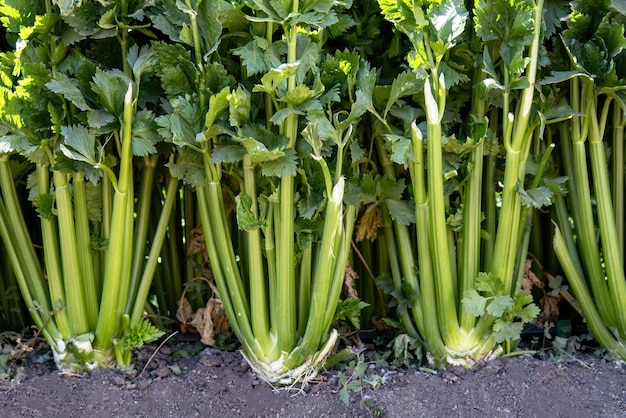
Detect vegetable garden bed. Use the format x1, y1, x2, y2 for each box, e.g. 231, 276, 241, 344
2, 0, 626, 414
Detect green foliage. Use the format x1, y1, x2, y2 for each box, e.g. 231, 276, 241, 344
334, 298, 370, 328
462, 273, 539, 343
120, 319, 165, 352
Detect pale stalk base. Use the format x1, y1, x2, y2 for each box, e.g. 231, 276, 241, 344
443, 345, 504, 368
52, 336, 113, 372
241, 329, 339, 388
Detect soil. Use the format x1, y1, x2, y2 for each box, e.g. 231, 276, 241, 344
1, 335, 626, 418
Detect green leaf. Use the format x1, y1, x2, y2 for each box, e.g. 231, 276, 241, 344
384, 134, 413, 166
474, 0, 534, 72
279, 84, 317, 107
261, 148, 298, 177
597, 21, 626, 59
492, 319, 523, 343
343, 180, 369, 207
84, 181, 102, 222
377, 0, 415, 25
90, 69, 132, 118
486, 295, 513, 317
232, 37, 268, 76
511, 292, 540, 322
518, 183, 553, 209
344, 90, 368, 125
475, 272, 505, 296
127, 44, 155, 80
462, 289, 487, 316
334, 298, 370, 329
195, 0, 225, 57
253, 62, 299, 97
157, 95, 204, 147
295, 10, 339, 29
380, 177, 407, 202
0, 0, 44, 32
45, 73, 91, 111
349, 140, 365, 163
120, 318, 165, 351
239, 137, 284, 163
131, 110, 160, 157
305, 110, 339, 148
166, 147, 205, 187
297, 183, 324, 219
543, 0, 569, 38
211, 144, 247, 164
385, 199, 415, 225
356, 63, 379, 115
236, 193, 265, 231
227, 86, 250, 128
384, 71, 420, 117
87, 110, 116, 130
34, 192, 55, 220
516, 301, 540, 323
59, 125, 98, 165
430, 0, 467, 47
540, 70, 589, 85
152, 42, 197, 97
339, 386, 350, 405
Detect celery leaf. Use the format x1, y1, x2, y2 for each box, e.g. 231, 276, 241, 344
518, 183, 553, 209
46, 73, 91, 111
385, 199, 415, 225
334, 298, 370, 329
486, 295, 513, 317
131, 110, 160, 157
492, 320, 523, 343
211, 144, 247, 164
120, 318, 165, 351
59, 125, 98, 165
90, 69, 132, 118
462, 289, 487, 316
236, 193, 265, 231
261, 149, 298, 177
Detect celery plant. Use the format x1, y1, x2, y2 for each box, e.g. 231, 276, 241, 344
152, 0, 368, 385
375, 0, 543, 365
551, 0, 626, 359
0, 0, 176, 370
0, 158, 30, 331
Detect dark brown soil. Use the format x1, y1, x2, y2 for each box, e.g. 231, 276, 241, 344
1, 338, 626, 418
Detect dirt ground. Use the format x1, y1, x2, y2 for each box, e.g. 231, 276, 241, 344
1, 335, 626, 418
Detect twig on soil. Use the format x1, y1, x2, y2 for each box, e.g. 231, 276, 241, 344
136, 331, 178, 380
58, 369, 84, 378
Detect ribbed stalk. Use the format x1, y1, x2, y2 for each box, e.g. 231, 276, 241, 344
53, 170, 89, 335
612, 107, 625, 259
36, 164, 71, 338
275, 13, 299, 351
491, 0, 543, 296
95, 84, 135, 351
588, 105, 626, 338
424, 76, 462, 348
129, 173, 179, 327
242, 155, 272, 352
72, 172, 99, 329
127, 155, 157, 313
554, 225, 626, 358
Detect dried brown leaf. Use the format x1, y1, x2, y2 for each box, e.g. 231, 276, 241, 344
356, 206, 383, 242
344, 263, 359, 300
522, 259, 543, 294
176, 296, 195, 334
540, 293, 561, 323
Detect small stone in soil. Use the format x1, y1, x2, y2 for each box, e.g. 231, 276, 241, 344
112, 376, 126, 386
